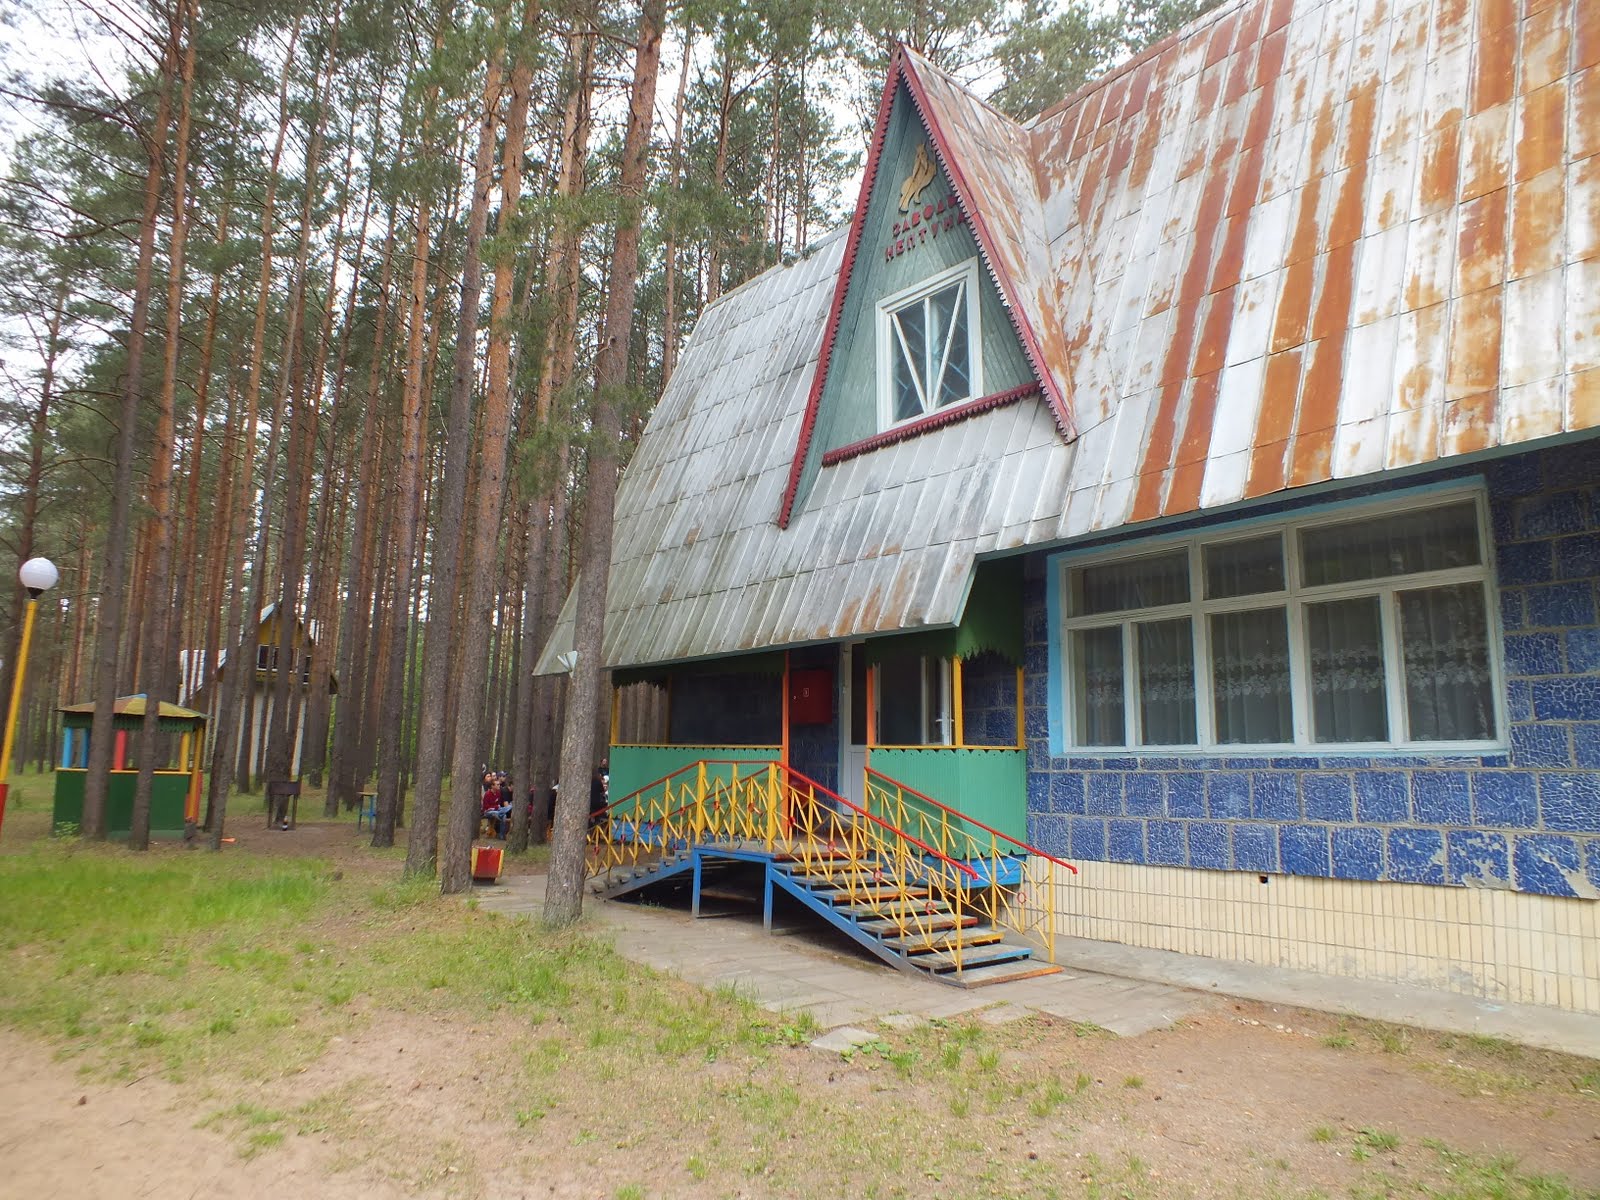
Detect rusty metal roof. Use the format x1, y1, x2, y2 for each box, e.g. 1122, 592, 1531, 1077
539, 0, 1600, 674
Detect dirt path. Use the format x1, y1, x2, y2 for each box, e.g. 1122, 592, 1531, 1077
2, 997, 1596, 1199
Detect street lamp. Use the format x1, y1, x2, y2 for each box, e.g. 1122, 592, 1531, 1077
0, 557, 59, 837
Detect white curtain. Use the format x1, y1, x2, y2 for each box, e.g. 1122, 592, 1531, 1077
1307, 596, 1388, 742
1074, 627, 1124, 745
1137, 618, 1196, 744
1073, 550, 1189, 616
1204, 534, 1284, 599
1401, 584, 1494, 740
1301, 500, 1480, 586
1210, 608, 1293, 743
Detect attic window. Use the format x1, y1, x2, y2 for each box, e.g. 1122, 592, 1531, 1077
877, 258, 981, 428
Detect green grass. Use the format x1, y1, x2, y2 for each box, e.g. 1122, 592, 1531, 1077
1355, 1128, 1401, 1152
3, 805, 1595, 1200
1309, 1125, 1337, 1143
1402, 1142, 1594, 1200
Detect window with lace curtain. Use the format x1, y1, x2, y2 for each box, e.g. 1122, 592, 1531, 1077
1059, 493, 1502, 750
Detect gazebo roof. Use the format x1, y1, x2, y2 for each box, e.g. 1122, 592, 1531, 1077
60, 695, 206, 731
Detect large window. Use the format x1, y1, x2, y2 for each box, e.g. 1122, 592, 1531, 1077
1059, 494, 1501, 750
877, 259, 981, 428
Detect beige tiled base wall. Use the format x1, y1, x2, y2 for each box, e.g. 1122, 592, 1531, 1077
1045, 860, 1600, 1015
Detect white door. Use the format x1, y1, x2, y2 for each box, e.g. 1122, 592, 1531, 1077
839, 643, 868, 807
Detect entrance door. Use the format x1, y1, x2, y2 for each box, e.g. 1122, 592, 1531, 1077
839, 642, 868, 806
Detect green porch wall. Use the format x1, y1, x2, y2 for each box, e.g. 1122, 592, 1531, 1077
608, 745, 780, 816
868, 747, 1026, 842
52, 769, 191, 836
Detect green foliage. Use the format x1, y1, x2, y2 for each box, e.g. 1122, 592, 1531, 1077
990, 0, 1227, 119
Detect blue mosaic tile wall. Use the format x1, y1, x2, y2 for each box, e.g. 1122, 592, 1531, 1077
960, 651, 1019, 747
1023, 441, 1600, 899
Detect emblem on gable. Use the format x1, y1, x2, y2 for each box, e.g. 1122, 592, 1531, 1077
898, 143, 937, 212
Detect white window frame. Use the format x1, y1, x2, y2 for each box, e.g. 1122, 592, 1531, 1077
875, 257, 983, 431
1057, 487, 1507, 754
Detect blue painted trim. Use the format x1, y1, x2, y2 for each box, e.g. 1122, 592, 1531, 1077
1046, 557, 1065, 754
1057, 743, 1506, 762
1044, 476, 1486, 567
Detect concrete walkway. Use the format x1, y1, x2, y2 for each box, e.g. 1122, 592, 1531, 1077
475, 873, 1204, 1036
474, 873, 1600, 1059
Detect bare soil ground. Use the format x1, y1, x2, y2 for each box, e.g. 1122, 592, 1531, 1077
2, 811, 1596, 1199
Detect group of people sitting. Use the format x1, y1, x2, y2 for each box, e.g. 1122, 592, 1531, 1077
480, 771, 515, 838
478, 764, 610, 840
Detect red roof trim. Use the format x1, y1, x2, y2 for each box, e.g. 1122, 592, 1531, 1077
777, 50, 906, 529
897, 54, 1076, 443
819, 384, 1042, 467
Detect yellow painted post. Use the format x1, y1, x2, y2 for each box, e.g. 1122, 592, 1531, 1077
864, 666, 875, 792
185, 722, 204, 824
765, 762, 778, 850
952, 656, 964, 747
0, 594, 40, 835
695, 760, 708, 838
1047, 863, 1057, 963
610, 687, 620, 746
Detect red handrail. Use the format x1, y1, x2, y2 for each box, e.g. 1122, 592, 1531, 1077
864, 766, 1079, 874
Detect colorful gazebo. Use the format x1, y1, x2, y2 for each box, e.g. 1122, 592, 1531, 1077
54, 696, 206, 836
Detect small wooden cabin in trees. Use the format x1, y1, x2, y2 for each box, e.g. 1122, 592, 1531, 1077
180, 603, 338, 777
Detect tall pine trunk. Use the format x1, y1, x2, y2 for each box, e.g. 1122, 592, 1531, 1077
510, 26, 593, 853
545, 0, 666, 925
206, 21, 302, 849
405, 50, 507, 877
372, 62, 442, 846
130, 0, 198, 851
440, 11, 537, 892
81, 28, 176, 840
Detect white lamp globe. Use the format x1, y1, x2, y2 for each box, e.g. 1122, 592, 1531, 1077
18, 558, 59, 593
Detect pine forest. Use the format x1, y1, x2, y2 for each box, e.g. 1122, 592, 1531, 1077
0, 0, 1215, 904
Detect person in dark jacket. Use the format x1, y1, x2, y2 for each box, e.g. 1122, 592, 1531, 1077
587, 765, 609, 831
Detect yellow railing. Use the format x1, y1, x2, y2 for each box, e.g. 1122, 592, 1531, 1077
586, 759, 1074, 971
862, 768, 1077, 964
